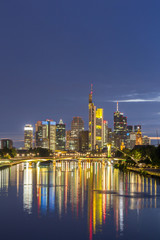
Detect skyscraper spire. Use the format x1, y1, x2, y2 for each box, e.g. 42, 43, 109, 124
91, 83, 93, 95
117, 101, 119, 112
89, 84, 93, 103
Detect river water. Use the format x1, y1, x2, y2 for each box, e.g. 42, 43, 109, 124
0, 161, 160, 240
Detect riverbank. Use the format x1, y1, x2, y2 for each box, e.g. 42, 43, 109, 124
114, 163, 160, 178
0, 159, 26, 169
127, 166, 160, 177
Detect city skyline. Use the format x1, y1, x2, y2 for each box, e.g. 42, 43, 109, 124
0, 90, 157, 148
1, 1, 160, 146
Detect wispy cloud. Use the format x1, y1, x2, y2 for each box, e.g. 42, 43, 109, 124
110, 94, 160, 103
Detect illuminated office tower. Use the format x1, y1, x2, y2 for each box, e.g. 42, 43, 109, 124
70, 117, 84, 151
88, 85, 104, 150
113, 102, 127, 148
136, 128, 143, 145
114, 102, 127, 135
35, 120, 56, 151
24, 124, 33, 149
103, 120, 108, 147
56, 119, 66, 151
44, 120, 56, 151
96, 108, 104, 149
88, 85, 96, 150
35, 121, 43, 148
66, 130, 71, 150
134, 125, 141, 132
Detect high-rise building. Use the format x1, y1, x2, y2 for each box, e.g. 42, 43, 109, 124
79, 130, 89, 152
89, 85, 96, 150
134, 125, 141, 132
114, 102, 127, 135
66, 130, 71, 150
143, 136, 151, 145
35, 121, 43, 148
56, 119, 66, 151
136, 128, 143, 145
24, 124, 33, 149
70, 117, 84, 151
114, 102, 127, 148
127, 125, 133, 133
35, 120, 56, 151
0, 139, 13, 149
108, 128, 113, 144
96, 108, 104, 149
88, 85, 104, 150
126, 132, 136, 149
103, 120, 108, 147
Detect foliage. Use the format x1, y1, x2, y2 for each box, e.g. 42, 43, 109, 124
0, 148, 17, 158
33, 148, 52, 157
115, 145, 160, 166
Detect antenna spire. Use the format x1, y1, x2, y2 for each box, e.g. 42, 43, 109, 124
117, 101, 119, 111
91, 83, 93, 95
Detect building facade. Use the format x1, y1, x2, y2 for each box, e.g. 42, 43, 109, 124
88, 86, 104, 150
70, 117, 84, 151
56, 119, 66, 151
136, 128, 143, 145
35, 120, 56, 151
79, 130, 89, 152
96, 108, 104, 149
89, 86, 96, 150
113, 102, 127, 148
103, 120, 108, 147
66, 130, 71, 150
0, 139, 13, 149
24, 124, 33, 149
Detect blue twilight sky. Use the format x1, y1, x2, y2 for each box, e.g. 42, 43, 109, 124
0, 0, 160, 147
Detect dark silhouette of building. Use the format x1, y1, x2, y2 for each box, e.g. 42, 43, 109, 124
127, 125, 133, 133
0, 139, 13, 149
79, 131, 89, 152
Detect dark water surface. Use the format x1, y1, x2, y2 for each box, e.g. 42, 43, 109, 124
0, 161, 160, 240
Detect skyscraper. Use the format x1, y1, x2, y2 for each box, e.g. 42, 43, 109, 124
35, 120, 56, 151
89, 85, 96, 150
56, 119, 66, 151
35, 121, 43, 148
0, 139, 13, 149
136, 128, 143, 145
127, 125, 133, 133
114, 102, 127, 135
103, 120, 108, 147
24, 124, 33, 149
96, 108, 104, 149
70, 117, 84, 151
79, 130, 89, 152
113, 102, 127, 148
88, 85, 104, 150
134, 125, 141, 132
66, 130, 71, 150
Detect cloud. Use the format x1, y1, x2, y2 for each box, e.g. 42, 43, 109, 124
110, 95, 160, 103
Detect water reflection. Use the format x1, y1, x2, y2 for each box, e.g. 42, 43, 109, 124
0, 161, 160, 239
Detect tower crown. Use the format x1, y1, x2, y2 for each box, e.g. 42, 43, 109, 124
117, 101, 119, 112
89, 84, 93, 103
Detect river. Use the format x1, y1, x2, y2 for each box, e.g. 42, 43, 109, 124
0, 161, 160, 240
